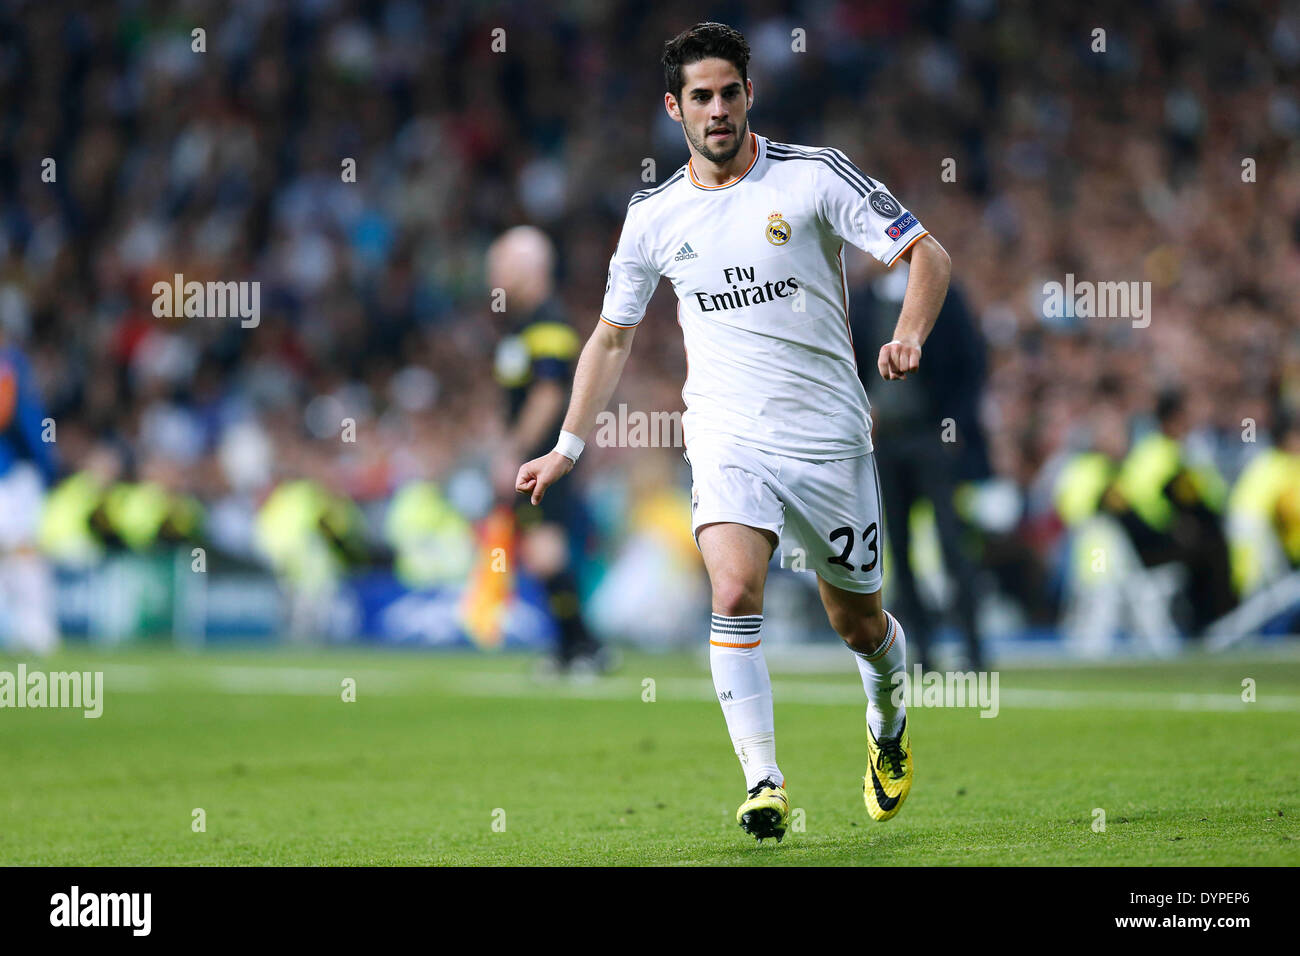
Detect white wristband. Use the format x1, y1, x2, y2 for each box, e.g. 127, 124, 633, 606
554, 430, 585, 463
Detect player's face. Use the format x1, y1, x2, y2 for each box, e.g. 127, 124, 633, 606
669, 58, 752, 164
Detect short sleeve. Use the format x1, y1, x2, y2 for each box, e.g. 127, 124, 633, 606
599, 202, 660, 328
817, 152, 929, 267
522, 321, 580, 382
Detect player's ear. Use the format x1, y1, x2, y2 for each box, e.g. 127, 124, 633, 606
664, 92, 681, 122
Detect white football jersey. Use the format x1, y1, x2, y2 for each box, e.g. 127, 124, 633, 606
600, 131, 929, 460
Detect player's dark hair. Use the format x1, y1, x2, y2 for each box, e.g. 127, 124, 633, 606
662, 22, 750, 102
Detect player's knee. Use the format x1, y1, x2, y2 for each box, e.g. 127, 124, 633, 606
835, 608, 889, 655
710, 577, 763, 618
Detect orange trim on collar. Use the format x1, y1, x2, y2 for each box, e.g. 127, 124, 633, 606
688, 132, 760, 189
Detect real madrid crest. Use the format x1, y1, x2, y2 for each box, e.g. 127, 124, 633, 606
765, 211, 791, 246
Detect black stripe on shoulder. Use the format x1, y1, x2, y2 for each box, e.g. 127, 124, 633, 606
768, 142, 877, 190
768, 147, 868, 198
824, 147, 877, 191
768, 142, 877, 193
629, 169, 685, 207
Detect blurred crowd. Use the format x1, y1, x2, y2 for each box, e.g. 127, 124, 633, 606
2, 0, 1300, 646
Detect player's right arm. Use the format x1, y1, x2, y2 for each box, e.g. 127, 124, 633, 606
516, 200, 659, 505
516, 320, 637, 505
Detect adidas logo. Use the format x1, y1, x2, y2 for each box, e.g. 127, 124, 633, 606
674, 241, 699, 262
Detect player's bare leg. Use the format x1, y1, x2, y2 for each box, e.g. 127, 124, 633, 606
697, 522, 789, 841
818, 579, 913, 820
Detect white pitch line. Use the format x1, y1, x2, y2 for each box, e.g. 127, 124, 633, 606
445, 673, 1300, 713
996, 688, 1300, 712
89, 665, 1300, 713
99, 665, 424, 696
207, 666, 403, 695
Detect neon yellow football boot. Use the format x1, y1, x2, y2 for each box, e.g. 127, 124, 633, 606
864, 716, 912, 821
736, 778, 790, 843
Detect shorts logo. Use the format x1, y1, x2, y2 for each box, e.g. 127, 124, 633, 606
868, 191, 902, 219
885, 211, 917, 240
765, 211, 791, 245
674, 242, 699, 262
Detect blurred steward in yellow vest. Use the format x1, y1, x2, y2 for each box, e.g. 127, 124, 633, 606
384, 481, 474, 590
1111, 389, 1234, 634
1227, 408, 1300, 597
39, 443, 124, 566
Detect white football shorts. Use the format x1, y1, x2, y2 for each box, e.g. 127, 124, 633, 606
686, 440, 884, 594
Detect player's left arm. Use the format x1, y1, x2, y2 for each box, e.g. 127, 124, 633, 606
493, 327, 577, 495
877, 235, 951, 381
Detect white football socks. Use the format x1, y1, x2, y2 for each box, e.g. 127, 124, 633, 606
851, 610, 907, 740
709, 613, 782, 791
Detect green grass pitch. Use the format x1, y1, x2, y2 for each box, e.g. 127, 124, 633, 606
1, 646, 1297, 865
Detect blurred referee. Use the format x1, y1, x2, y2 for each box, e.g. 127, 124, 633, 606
486, 226, 610, 673
849, 267, 988, 671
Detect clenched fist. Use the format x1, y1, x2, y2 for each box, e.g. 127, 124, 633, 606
516, 450, 575, 505
878, 338, 922, 381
